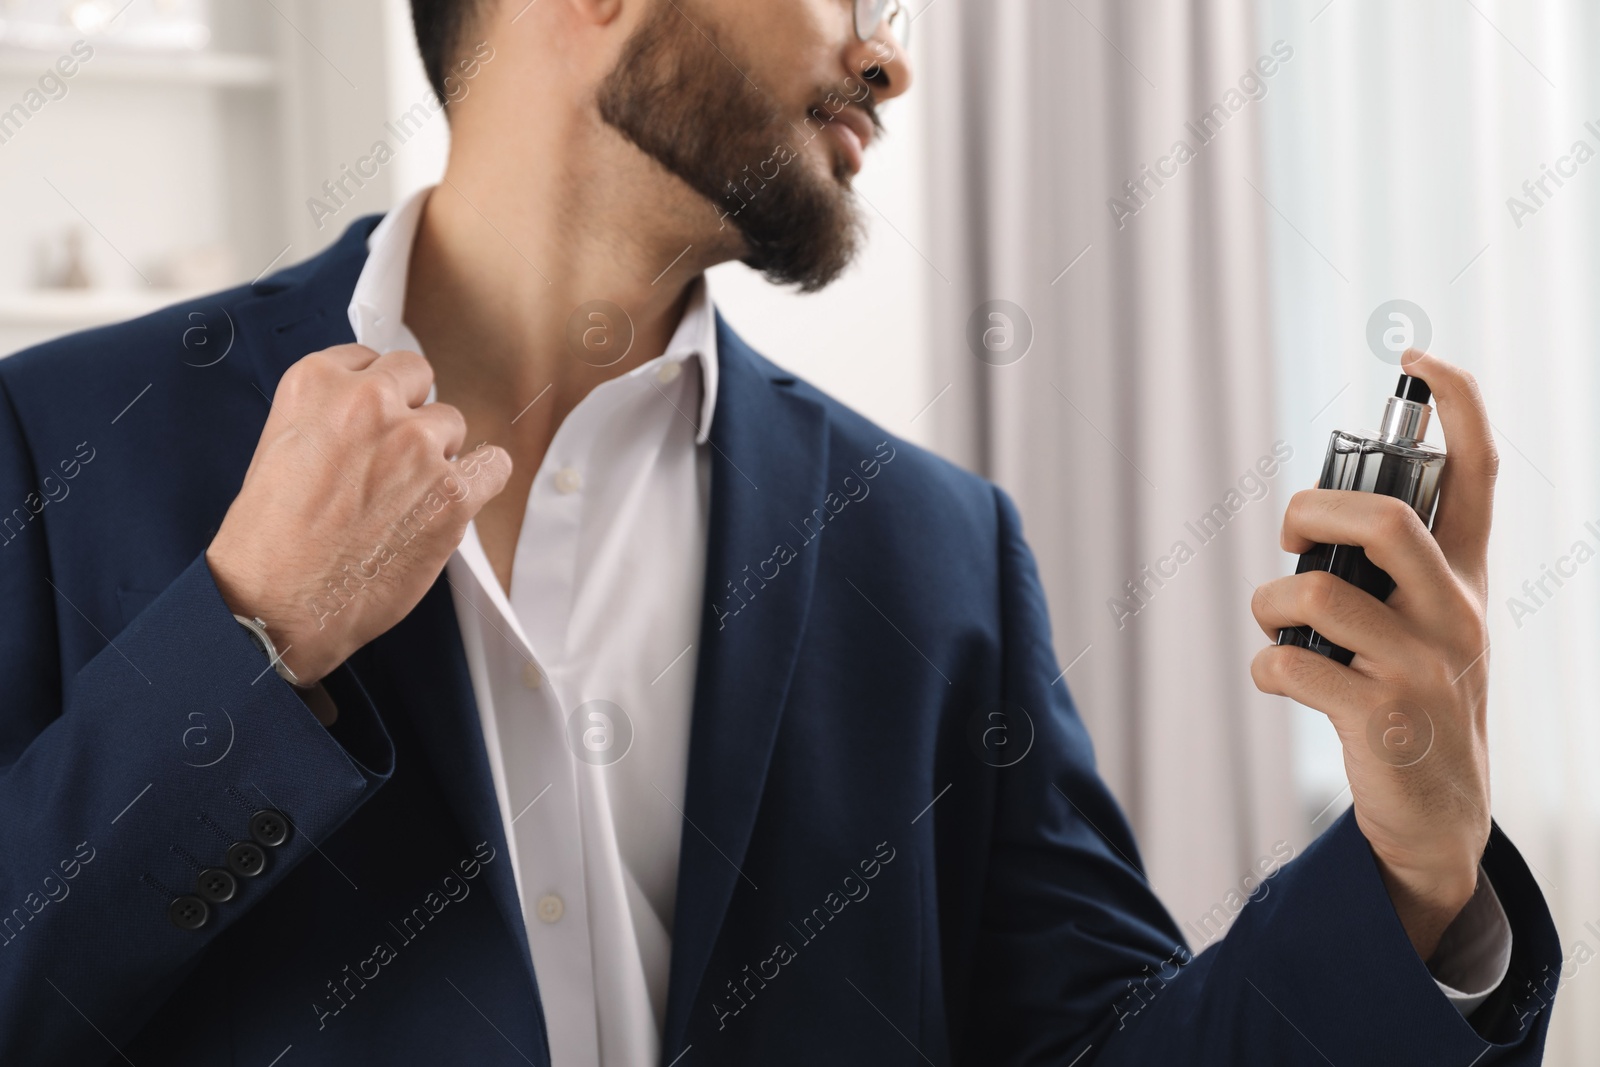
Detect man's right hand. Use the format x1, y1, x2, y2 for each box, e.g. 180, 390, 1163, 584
206, 345, 512, 686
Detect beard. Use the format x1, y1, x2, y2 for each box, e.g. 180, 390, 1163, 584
597, 0, 870, 292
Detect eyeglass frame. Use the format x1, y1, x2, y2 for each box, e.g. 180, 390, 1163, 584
854, 0, 911, 47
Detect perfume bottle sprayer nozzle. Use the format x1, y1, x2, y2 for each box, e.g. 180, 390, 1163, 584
1378, 375, 1433, 447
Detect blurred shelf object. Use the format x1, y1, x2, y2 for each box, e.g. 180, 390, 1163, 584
0, 49, 277, 87
0, 0, 210, 52
0, 0, 403, 362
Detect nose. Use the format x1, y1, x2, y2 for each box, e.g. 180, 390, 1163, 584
845, 22, 914, 102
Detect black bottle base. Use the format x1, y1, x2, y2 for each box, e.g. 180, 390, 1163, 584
1275, 541, 1396, 667
1276, 623, 1356, 666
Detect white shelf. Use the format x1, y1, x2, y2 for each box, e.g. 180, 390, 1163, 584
0, 50, 277, 87
0, 288, 208, 329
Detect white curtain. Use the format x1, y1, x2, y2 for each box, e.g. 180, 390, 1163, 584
1257, 1, 1600, 1061
922, 0, 1302, 938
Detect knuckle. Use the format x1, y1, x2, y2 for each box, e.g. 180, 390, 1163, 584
1481, 440, 1502, 481
430, 457, 460, 498
393, 417, 438, 460
369, 363, 406, 397
1249, 584, 1271, 621
1281, 491, 1317, 547
277, 354, 324, 401
1250, 647, 1281, 693
273, 371, 304, 407
1446, 577, 1482, 617
385, 350, 428, 385
407, 350, 436, 384
282, 354, 315, 381
1375, 496, 1421, 542
1255, 644, 1318, 696
1286, 488, 1318, 517
1282, 646, 1334, 693
345, 378, 390, 426
1301, 569, 1343, 618
1448, 588, 1490, 650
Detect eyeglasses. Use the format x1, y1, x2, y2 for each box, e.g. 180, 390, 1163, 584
854, 0, 911, 47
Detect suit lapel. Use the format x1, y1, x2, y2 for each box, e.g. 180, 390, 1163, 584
232, 218, 374, 401
663, 317, 830, 1054
361, 578, 537, 990
231, 219, 536, 993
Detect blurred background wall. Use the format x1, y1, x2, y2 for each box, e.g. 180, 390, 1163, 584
0, 0, 1594, 1060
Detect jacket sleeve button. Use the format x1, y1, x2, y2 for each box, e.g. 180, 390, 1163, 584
196, 867, 238, 903
226, 841, 268, 878
248, 809, 290, 848
168, 895, 210, 931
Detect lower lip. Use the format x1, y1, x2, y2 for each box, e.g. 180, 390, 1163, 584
826, 122, 865, 175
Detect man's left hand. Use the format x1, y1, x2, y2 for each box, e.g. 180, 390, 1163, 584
1248, 348, 1499, 961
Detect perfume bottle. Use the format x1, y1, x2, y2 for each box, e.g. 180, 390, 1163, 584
1277, 375, 1446, 665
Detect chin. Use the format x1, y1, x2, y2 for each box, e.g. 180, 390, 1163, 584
804, 141, 854, 188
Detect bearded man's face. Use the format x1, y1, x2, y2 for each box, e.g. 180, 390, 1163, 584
598, 0, 901, 291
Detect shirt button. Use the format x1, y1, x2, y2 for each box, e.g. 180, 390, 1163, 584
536, 894, 564, 924
656, 361, 682, 384
520, 661, 543, 690
553, 467, 582, 495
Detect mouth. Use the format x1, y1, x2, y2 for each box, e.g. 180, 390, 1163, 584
815, 104, 877, 177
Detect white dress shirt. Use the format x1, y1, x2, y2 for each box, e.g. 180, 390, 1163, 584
346, 186, 1510, 1062
350, 186, 714, 1066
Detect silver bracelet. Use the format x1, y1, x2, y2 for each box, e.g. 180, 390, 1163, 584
233, 614, 308, 688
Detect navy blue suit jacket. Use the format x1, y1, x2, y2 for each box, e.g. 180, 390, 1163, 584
0, 216, 1561, 1065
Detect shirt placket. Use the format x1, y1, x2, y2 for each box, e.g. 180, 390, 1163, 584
506, 383, 609, 1066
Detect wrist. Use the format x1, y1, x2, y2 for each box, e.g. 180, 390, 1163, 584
232, 614, 308, 686
206, 546, 342, 684
230, 615, 341, 725
248, 618, 342, 687
1376, 856, 1480, 960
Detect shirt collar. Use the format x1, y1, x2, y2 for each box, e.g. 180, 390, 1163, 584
659, 275, 718, 444
346, 184, 720, 445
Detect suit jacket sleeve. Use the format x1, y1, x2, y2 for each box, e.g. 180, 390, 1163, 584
0, 375, 395, 1065
963, 486, 1561, 1065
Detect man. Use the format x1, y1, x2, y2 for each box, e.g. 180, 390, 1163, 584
0, 0, 1559, 1063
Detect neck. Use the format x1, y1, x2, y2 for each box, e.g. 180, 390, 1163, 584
399, 132, 733, 592
402, 116, 735, 453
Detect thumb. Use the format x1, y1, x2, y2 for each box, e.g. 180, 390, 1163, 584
451, 443, 513, 516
